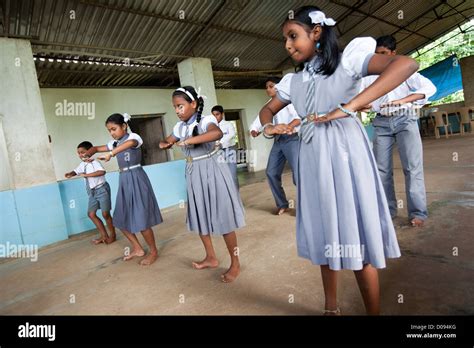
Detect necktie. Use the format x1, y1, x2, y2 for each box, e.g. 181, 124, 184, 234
300, 62, 318, 143
180, 122, 194, 175
84, 162, 92, 194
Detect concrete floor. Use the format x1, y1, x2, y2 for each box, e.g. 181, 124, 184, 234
1, 133, 473, 315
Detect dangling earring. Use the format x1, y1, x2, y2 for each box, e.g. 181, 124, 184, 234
316, 42, 321, 50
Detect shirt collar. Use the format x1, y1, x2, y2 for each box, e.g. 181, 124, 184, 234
305, 55, 322, 71
117, 132, 130, 143
185, 113, 198, 125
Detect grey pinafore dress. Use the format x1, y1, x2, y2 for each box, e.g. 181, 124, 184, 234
112, 133, 163, 233
175, 114, 245, 235
277, 42, 401, 271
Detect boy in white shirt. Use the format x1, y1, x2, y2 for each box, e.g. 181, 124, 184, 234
65, 141, 115, 244
250, 77, 301, 215
361, 35, 436, 227
212, 105, 239, 189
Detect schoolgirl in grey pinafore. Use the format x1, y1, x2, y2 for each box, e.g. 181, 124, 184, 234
276, 37, 401, 271
107, 132, 163, 233
173, 114, 245, 235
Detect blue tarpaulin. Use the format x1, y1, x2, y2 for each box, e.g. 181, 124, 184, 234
418, 54, 463, 101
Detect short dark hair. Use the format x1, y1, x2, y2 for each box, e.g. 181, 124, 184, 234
265, 76, 281, 84
77, 141, 93, 150
376, 35, 396, 51
211, 105, 224, 113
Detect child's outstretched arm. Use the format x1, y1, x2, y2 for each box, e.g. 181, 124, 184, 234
177, 124, 223, 147
64, 171, 77, 179
83, 145, 109, 160
381, 93, 425, 107
351, 55, 419, 110
320, 54, 419, 122
259, 98, 293, 136
382, 73, 436, 107
98, 140, 139, 162
82, 170, 106, 177
159, 135, 179, 149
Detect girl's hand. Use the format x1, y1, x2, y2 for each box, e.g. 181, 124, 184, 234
250, 130, 261, 138
286, 125, 297, 134
314, 108, 349, 124
65, 173, 73, 178
264, 124, 293, 136
358, 104, 373, 112
98, 153, 112, 162
380, 99, 404, 107
159, 141, 173, 149
82, 156, 94, 163
176, 140, 189, 147
276, 123, 295, 134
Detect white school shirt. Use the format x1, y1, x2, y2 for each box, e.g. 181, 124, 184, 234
173, 115, 218, 140
106, 132, 143, 150
74, 160, 106, 189
249, 103, 301, 132
218, 119, 237, 148
360, 73, 437, 114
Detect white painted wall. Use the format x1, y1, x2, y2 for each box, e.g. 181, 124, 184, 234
40, 87, 271, 180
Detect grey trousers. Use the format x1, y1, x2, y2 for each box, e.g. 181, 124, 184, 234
372, 114, 428, 220
265, 134, 299, 209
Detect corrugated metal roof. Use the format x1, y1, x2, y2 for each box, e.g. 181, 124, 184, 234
1, 0, 472, 88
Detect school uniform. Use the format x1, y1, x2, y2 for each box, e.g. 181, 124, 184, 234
361, 73, 436, 221
250, 103, 300, 209
173, 114, 245, 235
74, 160, 111, 213
106, 132, 163, 233
275, 37, 401, 271
218, 119, 239, 189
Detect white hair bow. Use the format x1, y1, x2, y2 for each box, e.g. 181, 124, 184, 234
309, 11, 336, 26
196, 86, 208, 100
122, 112, 131, 122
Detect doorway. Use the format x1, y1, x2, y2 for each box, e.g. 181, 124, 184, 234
129, 114, 168, 166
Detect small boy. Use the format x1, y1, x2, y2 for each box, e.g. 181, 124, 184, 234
65, 141, 116, 244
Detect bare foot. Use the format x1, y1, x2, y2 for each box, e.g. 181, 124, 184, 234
123, 249, 145, 261
105, 235, 116, 244
274, 207, 289, 216
410, 218, 425, 227
192, 257, 219, 270
323, 307, 341, 316
221, 265, 240, 283
91, 237, 106, 245
139, 250, 158, 266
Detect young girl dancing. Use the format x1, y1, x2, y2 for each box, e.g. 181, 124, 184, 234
259, 6, 419, 314
160, 86, 245, 283
84, 113, 163, 266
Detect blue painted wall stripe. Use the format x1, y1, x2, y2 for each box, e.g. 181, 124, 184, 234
1, 160, 188, 248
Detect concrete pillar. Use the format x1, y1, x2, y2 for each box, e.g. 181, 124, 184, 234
177, 57, 218, 116
0, 38, 57, 189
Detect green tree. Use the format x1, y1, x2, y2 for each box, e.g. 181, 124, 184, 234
411, 20, 474, 104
